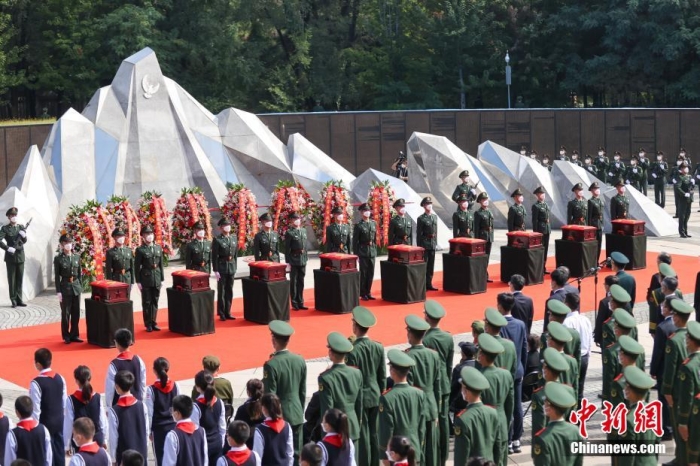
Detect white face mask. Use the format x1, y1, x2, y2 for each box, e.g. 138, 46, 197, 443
425, 205, 433, 212
321, 423, 328, 433
264, 221, 273, 228
677, 160, 683, 166
196, 230, 205, 238
116, 236, 125, 245
222, 225, 231, 233
145, 234, 154, 242
543, 159, 549, 164
362, 211, 371, 218
293, 219, 301, 227
585, 159, 591, 165
530, 154, 537, 159
683, 168, 690, 174
571, 155, 578, 160
639, 152, 645, 158
386, 451, 393, 461
537, 194, 545, 202
619, 186, 626, 193
398, 207, 406, 215
657, 156, 663, 161
516, 195, 524, 203
614, 156, 620, 161
630, 161, 637, 166
559, 150, 565, 155
681, 152, 686, 157
336, 214, 344, 222
481, 200, 489, 207
63, 243, 73, 252
9, 216, 17, 224
520, 150, 526, 155
593, 189, 600, 196
460, 202, 468, 209
598, 151, 604, 156
608, 301, 614, 311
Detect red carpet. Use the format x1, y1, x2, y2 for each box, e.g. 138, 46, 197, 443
1, 251, 696, 391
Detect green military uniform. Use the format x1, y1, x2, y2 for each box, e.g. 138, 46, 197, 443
547, 301, 582, 370
353, 204, 377, 300
185, 240, 212, 273
507, 189, 527, 232
325, 207, 352, 253
670, 159, 683, 218
253, 214, 280, 262
454, 366, 501, 465
541, 158, 552, 172
474, 193, 494, 278
54, 235, 83, 343
452, 203, 473, 238
679, 321, 700, 465
609, 336, 646, 409
547, 322, 580, 401
647, 263, 679, 333
485, 308, 517, 378
651, 155, 668, 207
389, 199, 412, 245
584, 160, 598, 178
608, 155, 626, 181
416, 197, 438, 290
106, 230, 135, 287
595, 149, 609, 183
637, 151, 651, 195
618, 366, 659, 466
566, 184, 587, 225
557, 147, 569, 162
676, 165, 693, 237
532, 382, 583, 466
531, 348, 571, 439
212, 218, 237, 320
531, 187, 551, 272
452, 170, 477, 208
0, 208, 27, 306
263, 321, 307, 464
134, 225, 164, 331
602, 308, 642, 402
610, 184, 630, 220
285, 217, 308, 309
625, 159, 644, 192
587, 183, 605, 262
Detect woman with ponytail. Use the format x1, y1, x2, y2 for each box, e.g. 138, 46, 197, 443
386, 436, 416, 466
317, 408, 355, 466
145, 357, 180, 466
252, 393, 293, 466
63, 365, 107, 454
192, 370, 226, 465
233, 378, 265, 449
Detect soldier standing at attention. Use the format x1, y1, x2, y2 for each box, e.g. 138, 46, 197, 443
625, 155, 644, 192
530, 348, 570, 441
285, 212, 308, 310
570, 150, 581, 167
135, 225, 164, 332
566, 183, 587, 225
519, 146, 528, 156
676, 320, 700, 465
452, 194, 473, 238
474, 193, 494, 283
106, 228, 134, 294
345, 306, 385, 466
388, 199, 412, 245
608, 335, 645, 409
416, 197, 438, 291
610, 180, 630, 220
677, 162, 694, 238
263, 320, 307, 465
637, 148, 650, 195
532, 187, 551, 274
595, 147, 609, 183
353, 203, 377, 301
451, 170, 477, 208
185, 221, 212, 273
670, 153, 685, 218
608, 151, 626, 182
546, 322, 579, 401
253, 213, 280, 262
55, 234, 83, 343
212, 218, 237, 321
325, 207, 351, 253
583, 155, 597, 177
619, 367, 659, 466
557, 145, 569, 162
531, 382, 582, 466
587, 182, 605, 262
0, 207, 27, 307
529, 150, 539, 163
651, 151, 669, 207
507, 189, 526, 232
541, 154, 552, 172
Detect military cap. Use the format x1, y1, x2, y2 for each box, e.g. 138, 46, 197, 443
533, 186, 545, 195
572, 150, 579, 155
459, 366, 490, 391
614, 179, 625, 187
547, 321, 572, 343
543, 347, 569, 373
457, 193, 469, 202
681, 162, 690, 169
589, 182, 600, 191
598, 146, 606, 151
387, 348, 415, 368
259, 213, 272, 222
476, 192, 489, 203
471, 320, 485, 334
352, 306, 376, 328
511, 188, 523, 197
477, 333, 504, 355
680, 147, 686, 153
571, 183, 583, 192
521, 145, 528, 151
289, 212, 301, 219
331, 206, 343, 215
193, 220, 205, 230
659, 262, 676, 278
393, 198, 406, 208
5, 207, 17, 217
657, 151, 664, 156
140, 224, 154, 235
420, 197, 433, 207
111, 228, 125, 237
614, 151, 622, 156
327, 331, 353, 353
610, 252, 629, 265
584, 154, 592, 160
638, 147, 646, 153
631, 154, 639, 160
623, 366, 655, 391
547, 299, 570, 317
531, 150, 538, 156
560, 145, 567, 151
268, 320, 294, 337
618, 335, 644, 356
424, 300, 446, 319
613, 309, 637, 329
405, 314, 430, 331
459, 170, 469, 178
485, 307, 507, 327
687, 321, 700, 341
670, 298, 694, 315
218, 217, 231, 227
202, 355, 220, 369
544, 381, 577, 409
458, 341, 477, 356
358, 203, 371, 212
59, 234, 72, 243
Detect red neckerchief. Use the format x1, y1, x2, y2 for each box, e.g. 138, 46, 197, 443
0, 412, 4, 419
17, 419, 38, 431
263, 418, 285, 433
176, 421, 197, 434
116, 351, 134, 361
72, 390, 91, 403
323, 433, 343, 448
78, 442, 100, 453
226, 449, 252, 465
117, 395, 138, 407
196, 394, 218, 407
153, 380, 175, 394
394, 461, 409, 465
38, 370, 56, 378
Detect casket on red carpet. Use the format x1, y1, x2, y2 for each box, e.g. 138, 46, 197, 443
506, 231, 543, 249
248, 261, 287, 282
319, 253, 358, 273
172, 270, 211, 291
561, 225, 597, 242
90, 280, 129, 303
387, 245, 425, 264
448, 238, 486, 256
611, 219, 645, 236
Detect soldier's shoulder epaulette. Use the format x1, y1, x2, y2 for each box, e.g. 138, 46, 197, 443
533, 386, 544, 394
604, 317, 613, 324
413, 385, 424, 391
605, 342, 616, 349
457, 408, 467, 417
535, 427, 547, 437
484, 404, 496, 409
614, 374, 623, 382
669, 332, 676, 338
683, 358, 691, 365
381, 388, 392, 395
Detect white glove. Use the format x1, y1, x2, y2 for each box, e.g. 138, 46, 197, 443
652, 173, 657, 178
470, 189, 476, 195
672, 179, 677, 184
692, 179, 696, 185
625, 180, 630, 184
696, 174, 700, 179
215, 272, 221, 280
19, 230, 26, 238
633, 169, 638, 173
685, 192, 691, 198
608, 172, 613, 177
137, 283, 143, 291
57, 293, 62, 303
7, 247, 15, 254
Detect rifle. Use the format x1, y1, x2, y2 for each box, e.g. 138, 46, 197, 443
13, 217, 32, 250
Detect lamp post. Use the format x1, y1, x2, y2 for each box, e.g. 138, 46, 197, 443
505, 51, 512, 109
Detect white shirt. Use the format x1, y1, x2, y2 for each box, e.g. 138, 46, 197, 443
63, 393, 108, 449
4, 417, 53, 466
104, 353, 147, 407
317, 433, 357, 466
252, 418, 294, 466
191, 396, 227, 446
161, 419, 208, 466
107, 395, 150, 461
564, 311, 593, 356
29, 368, 67, 422
67, 442, 111, 466
215, 445, 262, 466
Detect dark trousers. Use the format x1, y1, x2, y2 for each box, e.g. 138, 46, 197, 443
291, 423, 302, 466
541, 233, 550, 271
425, 249, 435, 288
485, 241, 492, 278
153, 426, 169, 466
290, 265, 306, 307
60, 292, 80, 340
642, 178, 648, 195
674, 188, 680, 217
216, 273, 234, 318
358, 406, 379, 466
679, 198, 691, 235
595, 228, 603, 263
437, 394, 449, 465
510, 377, 523, 443
658, 386, 673, 436
141, 285, 161, 326
359, 257, 375, 297
578, 353, 589, 407
654, 181, 666, 207
6, 261, 23, 303
50, 431, 65, 466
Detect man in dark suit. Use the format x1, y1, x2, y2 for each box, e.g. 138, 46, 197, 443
594, 275, 619, 345
508, 274, 534, 333
650, 296, 677, 440
611, 252, 636, 309
543, 266, 578, 329
647, 252, 672, 303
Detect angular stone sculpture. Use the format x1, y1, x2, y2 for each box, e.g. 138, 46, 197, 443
288, 133, 356, 196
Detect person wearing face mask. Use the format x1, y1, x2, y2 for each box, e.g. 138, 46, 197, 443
583, 155, 597, 177
507, 189, 526, 232
651, 151, 668, 207
557, 145, 569, 162
106, 228, 135, 294
134, 225, 165, 332
474, 193, 494, 283
540, 155, 552, 172
529, 348, 571, 445
388, 199, 412, 245
253, 213, 280, 262
587, 183, 605, 262
566, 183, 587, 226
625, 154, 644, 192
212, 218, 237, 321
680, 147, 692, 166
636, 148, 650, 195
569, 149, 581, 167
452, 194, 473, 238
285, 212, 308, 310
693, 159, 700, 212
0, 207, 28, 307
353, 203, 377, 301
595, 147, 609, 183
325, 207, 351, 254
608, 151, 626, 182
531, 187, 551, 274
55, 234, 83, 344
68, 417, 110, 466
185, 221, 212, 274
416, 197, 438, 291
451, 170, 477, 208
676, 162, 694, 238
610, 179, 630, 220
529, 150, 539, 163
519, 145, 527, 157
670, 154, 686, 218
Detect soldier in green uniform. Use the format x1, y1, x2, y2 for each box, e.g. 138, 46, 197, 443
263, 320, 307, 465
285, 212, 308, 310
253, 213, 280, 262
584, 154, 598, 178
566, 183, 588, 225
507, 189, 527, 232
477, 333, 513, 466
185, 221, 212, 273
619, 366, 659, 466
484, 308, 517, 380
532, 382, 583, 466
318, 332, 363, 446
531, 348, 570, 440
609, 335, 645, 408
677, 162, 694, 238
353, 203, 377, 301
546, 322, 579, 401
670, 154, 685, 218
388, 198, 412, 245
422, 300, 453, 466
106, 229, 134, 295
474, 193, 494, 283
451, 170, 477, 208
587, 182, 605, 262
529, 149, 540, 163
531, 187, 551, 274
134, 225, 164, 332
610, 179, 630, 220
648, 264, 680, 334
0, 207, 27, 307
651, 151, 669, 207
453, 366, 501, 465
404, 314, 442, 466
595, 147, 610, 183
603, 307, 643, 404
608, 151, 626, 182
325, 206, 351, 253
346, 306, 385, 466
212, 217, 237, 321
547, 300, 581, 370
557, 145, 569, 162
678, 320, 700, 466
570, 150, 581, 167
452, 194, 473, 238
637, 148, 650, 196
55, 234, 83, 344
601, 284, 637, 349
416, 197, 438, 291
625, 155, 644, 192
378, 349, 427, 465
541, 154, 552, 172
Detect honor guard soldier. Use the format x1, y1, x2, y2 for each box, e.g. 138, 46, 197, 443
326, 207, 351, 253
610, 179, 630, 220
677, 320, 700, 465
547, 300, 581, 374
417, 197, 438, 291
253, 213, 280, 262
587, 182, 605, 262
185, 221, 212, 273
529, 150, 539, 163
345, 306, 385, 466
681, 147, 692, 166
353, 203, 377, 301
212, 218, 237, 321
625, 155, 644, 192
557, 145, 569, 162
106, 228, 134, 292
648, 264, 680, 334
602, 307, 639, 403
601, 283, 635, 348
474, 193, 494, 283
531, 382, 582, 466
566, 183, 587, 225
670, 154, 685, 218
570, 150, 581, 166
285, 212, 308, 310
453, 366, 501, 465
532, 187, 551, 274
519, 145, 528, 156
531, 348, 570, 440
263, 320, 307, 464
541, 154, 552, 172
507, 189, 527, 232
0, 207, 27, 307
388, 199, 412, 245
452, 194, 473, 237
651, 151, 669, 207
595, 147, 610, 183
583, 154, 598, 177
378, 349, 427, 466
484, 308, 518, 382
608, 151, 626, 181
55, 234, 83, 344
135, 225, 164, 332
694, 160, 700, 212
677, 162, 694, 238
619, 366, 659, 466
637, 148, 650, 195
609, 335, 645, 409
546, 322, 579, 401
451, 170, 477, 208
